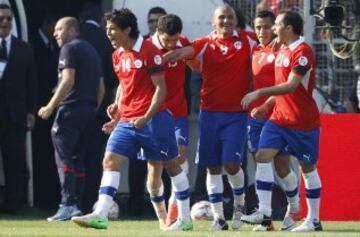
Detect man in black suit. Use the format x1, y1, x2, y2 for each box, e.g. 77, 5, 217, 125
0, 3, 38, 213
30, 14, 60, 210
78, 3, 117, 213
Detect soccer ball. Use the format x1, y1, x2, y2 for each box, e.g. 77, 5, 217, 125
92, 200, 119, 220
190, 200, 213, 221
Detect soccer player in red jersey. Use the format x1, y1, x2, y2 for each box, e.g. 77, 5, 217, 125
71, 9, 192, 231
248, 11, 301, 231
241, 11, 322, 232
144, 14, 192, 229
165, 4, 256, 231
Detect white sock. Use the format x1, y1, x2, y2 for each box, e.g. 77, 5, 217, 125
147, 182, 167, 221
303, 169, 321, 221
227, 168, 245, 207
206, 173, 224, 220
94, 171, 120, 218
168, 160, 190, 206
256, 163, 274, 217
278, 170, 300, 213
171, 171, 190, 221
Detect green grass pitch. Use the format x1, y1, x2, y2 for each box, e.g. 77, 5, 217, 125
0, 219, 359, 237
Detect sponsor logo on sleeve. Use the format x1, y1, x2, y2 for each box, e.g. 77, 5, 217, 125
134, 59, 142, 68
154, 55, 162, 65
298, 56, 308, 66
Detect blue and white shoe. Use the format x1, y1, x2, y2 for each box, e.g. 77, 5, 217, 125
291, 219, 323, 232
47, 205, 82, 221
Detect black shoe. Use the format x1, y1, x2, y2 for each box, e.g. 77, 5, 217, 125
210, 218, 229, 231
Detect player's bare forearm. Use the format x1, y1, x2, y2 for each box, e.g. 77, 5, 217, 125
164, 46, 195, 62
96, 77, 105, 110
143, 77, 167, 121
264, 96, 276, 108
115, 83, 123, 110
258, 72, 303, 97
107, 83, 122, 120
48, 68, 75, 109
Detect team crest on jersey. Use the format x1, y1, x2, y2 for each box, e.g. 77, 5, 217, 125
267, 54, 275, 63
234, 41, 242, 50
298, 56, 308, 66
154, 55, 162, 65
283, 58, 290, 67
134, 59, 142, 68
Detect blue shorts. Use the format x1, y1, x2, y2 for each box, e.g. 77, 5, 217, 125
197, 111, 248, 166
174, 116, 189, 146
247, 118, 289, 156
259, 120, 320, 165
106, 111, 178, 161
247, 118, 267, 153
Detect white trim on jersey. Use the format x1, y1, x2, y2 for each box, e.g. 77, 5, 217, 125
151, 32, 183, 50
288, 36, 305, 51
247, 35, 257, 54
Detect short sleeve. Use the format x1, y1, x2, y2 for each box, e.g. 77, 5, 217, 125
146, 44, 164, 75
191, 37, 209, 57
112, 50, 120, 74
58, 44, 76, 70
291, 47, 312, 76
179, 36, 191, 47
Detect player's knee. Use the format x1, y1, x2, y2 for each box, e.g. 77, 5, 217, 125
102, 155, 120, 171
224, 162, 240, 175
255, 151, 273, 163
276, 167, 290, 178
164, 159, 181, 177
300, 163, 316, 173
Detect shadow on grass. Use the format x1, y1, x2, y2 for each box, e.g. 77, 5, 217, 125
0, 207, 52, 220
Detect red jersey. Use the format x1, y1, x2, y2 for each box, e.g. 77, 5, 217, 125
112, 36, 164, 121
192, 30, 256, 112
250, 42, 278, 118
150, 33, 190, 118
271, 37, 320, 130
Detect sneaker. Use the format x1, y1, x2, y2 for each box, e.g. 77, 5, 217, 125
280, 209, 302, 230
166, 203, 178, 226
253, 219, 275, 231
231, 205, 245, 230
240, 210, 271, 225
159, 219, 167, 231
210, 218, 229, 231
71, 212, 108, 229
47, 205, 82, 221
165, 219, 193, 231
291, 219, 323, 232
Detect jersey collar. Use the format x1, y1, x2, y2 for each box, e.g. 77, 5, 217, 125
288, 36, 304, 51
118, 35, 144, 54
151, 31, 183, 50
210, 30, 239, 39
132, 35, 144, 52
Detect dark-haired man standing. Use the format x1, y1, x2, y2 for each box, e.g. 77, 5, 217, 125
71, 9, 191, 231
0, 3, 37, 214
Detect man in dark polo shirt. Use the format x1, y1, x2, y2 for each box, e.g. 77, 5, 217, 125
38, 17, 103, 221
